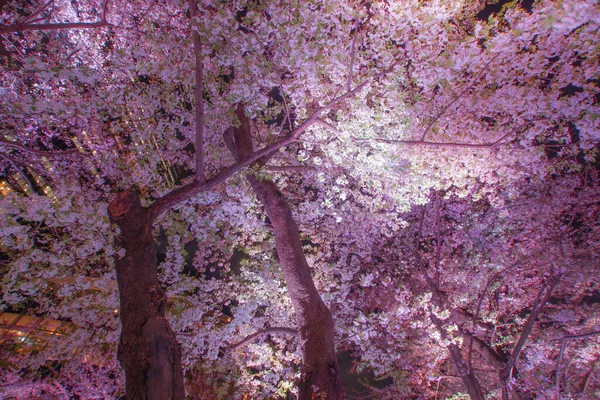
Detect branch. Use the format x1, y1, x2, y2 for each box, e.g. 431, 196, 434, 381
0, 0, 112, 34
434, 190, 442, 287
188, 0, 205, 183
467, 256, 534, 371
149, 61, 399, 220
413, 206, 444, 306
460, 331, 506, 370
267, 165, 316, 172
227, 327, 298, 352
315, 118, 342, 135
413, 205, 484, 400
354, 133, 511, 149
280, 85, 294, 133
419, 53, 500, 141
0, 152, 36, 194
19, 0, 54, 24
320, 119, 529, 150
581, 356, 598, 395
0, 20, 110, 34
0, 137, 81, 156
555, 330, 600, 400
346, 19, 360, 92
500, 274, 563, 399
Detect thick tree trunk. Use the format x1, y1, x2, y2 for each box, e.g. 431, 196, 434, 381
226, 105, 344, 399
108, 191, 185, 400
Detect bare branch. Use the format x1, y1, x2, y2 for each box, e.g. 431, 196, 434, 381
102, 0, 111, 21
228, 327, 298, 352
460, 332, 505, 370
556, 331, 600, 400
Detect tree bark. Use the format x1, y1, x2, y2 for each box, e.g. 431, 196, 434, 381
225, 105, 344, 399
108, 191, 184, 400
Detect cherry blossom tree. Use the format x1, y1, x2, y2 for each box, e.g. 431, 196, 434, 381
1, 0, 599, 398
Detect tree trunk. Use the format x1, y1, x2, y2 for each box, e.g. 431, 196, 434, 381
225, 105, 344, 399
108, 191, 185, 400
430, 314, 484, 400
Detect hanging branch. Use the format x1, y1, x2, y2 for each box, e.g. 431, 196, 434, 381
188, 0, 205, 183
227, 327, 298, 352
555, 330, 600, 400
0, 0, 112, 34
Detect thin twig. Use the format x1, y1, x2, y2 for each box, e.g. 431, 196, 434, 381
0, 137, 81, 156
189, 0, 205, 182
420, 53, 500, 141
19, 0, 54, 24
355, 133, 511, 149
0, 21, 110, 34
267, 165, 316, 172
0, 153, 36, 194
501, 274, 563, 400
280, 85, 294, 133
555, 330, 600, 400
149, 60, 400, 220
467, 255, 539, 370
228, 327, 297, 351
346, 19, 360, 92
2, 0, 111, 34
434, 191, 442, 287
320, 119, 527, 150
581, 356, 598, 395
